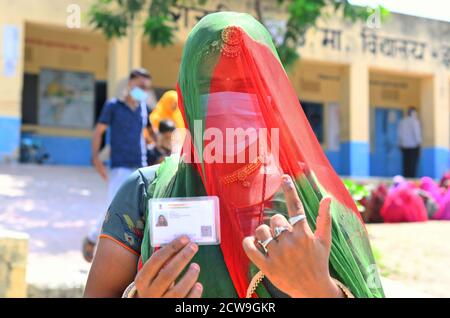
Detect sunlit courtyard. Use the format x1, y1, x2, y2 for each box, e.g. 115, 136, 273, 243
1, 164, 448, 297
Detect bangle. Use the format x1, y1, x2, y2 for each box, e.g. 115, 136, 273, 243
122, 281, 138, 298
332, 278, 355, 298
246, 271, 265, 298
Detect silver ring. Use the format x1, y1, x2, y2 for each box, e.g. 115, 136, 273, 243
273, 226, 289, 239
258, 237, 274, 253
289, 214, 306, 226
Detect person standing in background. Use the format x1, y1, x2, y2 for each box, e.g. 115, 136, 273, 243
398, 106, 422, 178
82, 68, 152, 262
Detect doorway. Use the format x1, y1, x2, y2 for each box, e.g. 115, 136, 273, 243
370, 107, 403, 177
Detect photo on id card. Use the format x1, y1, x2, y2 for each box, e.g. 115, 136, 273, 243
149, 196, 220, 247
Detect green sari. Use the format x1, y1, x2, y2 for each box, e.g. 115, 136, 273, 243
140, 12, 384, 298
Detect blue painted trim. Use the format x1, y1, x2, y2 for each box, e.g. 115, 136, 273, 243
419, 147, 450, 179
340, 142, 370, 177
0, 116, 21, 160
21, 133, 92, 166
325, 150, 342, 175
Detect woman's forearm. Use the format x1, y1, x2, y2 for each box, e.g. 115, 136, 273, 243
84, 238, 138, 298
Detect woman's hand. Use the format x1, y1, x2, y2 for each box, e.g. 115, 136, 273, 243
134, 236, 203, 298
242, 175, 343, 298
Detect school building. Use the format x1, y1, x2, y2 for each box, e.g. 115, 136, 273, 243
0, 0, 449, 178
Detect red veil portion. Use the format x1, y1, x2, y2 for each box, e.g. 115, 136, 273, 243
175, 24, 377, 297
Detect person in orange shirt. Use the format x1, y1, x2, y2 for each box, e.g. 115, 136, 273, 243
150, 90, 185, 132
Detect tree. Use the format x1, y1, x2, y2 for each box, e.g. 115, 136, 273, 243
89, 0, 388, 69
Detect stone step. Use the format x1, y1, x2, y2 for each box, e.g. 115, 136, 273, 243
0, 228, 29, 297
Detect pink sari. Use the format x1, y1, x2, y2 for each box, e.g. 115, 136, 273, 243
420, 177, 450, 220
381, 182, 428, 223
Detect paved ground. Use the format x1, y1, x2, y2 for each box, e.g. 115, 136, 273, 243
0, 164, 448, 297
0, 164, 104, 295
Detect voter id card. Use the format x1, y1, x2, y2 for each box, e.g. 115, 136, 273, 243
149, 196, 220, 247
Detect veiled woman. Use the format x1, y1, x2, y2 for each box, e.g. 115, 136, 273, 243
85, 12, 384, 298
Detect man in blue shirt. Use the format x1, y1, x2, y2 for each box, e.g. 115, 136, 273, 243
82, 68, 152, 262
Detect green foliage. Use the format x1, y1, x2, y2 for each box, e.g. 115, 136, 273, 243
89, 7, 128, 38
343, 179, 370, 213
277, 0, 388, 68
89, 0, 388, 67
89, 0, 147, 38
144, 0, 177, 46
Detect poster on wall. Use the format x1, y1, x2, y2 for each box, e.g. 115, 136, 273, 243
38, 69, 94, 129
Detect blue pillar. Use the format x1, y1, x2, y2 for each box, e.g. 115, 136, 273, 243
340, 141, 370, 177
420, 147, 450, 178
0, 116, 21, 161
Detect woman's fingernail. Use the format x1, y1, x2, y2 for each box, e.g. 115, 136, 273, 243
179, 235, 190, 245
195, 283, 203, 291
190, 263, 200, 272
189, 242, 199, 252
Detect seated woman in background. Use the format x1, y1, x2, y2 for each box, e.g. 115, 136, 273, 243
440, 172, 450, 191
382, 177, 428, 222
437, 173, 450, 219
363, 183, 388, 223
84, 12, 384, 298
420, 176, 450, 220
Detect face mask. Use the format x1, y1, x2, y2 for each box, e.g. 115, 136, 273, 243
130, 87, 149, 103
201, 92, 266, 156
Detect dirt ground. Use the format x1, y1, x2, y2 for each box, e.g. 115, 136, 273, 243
367, 221, 450, 297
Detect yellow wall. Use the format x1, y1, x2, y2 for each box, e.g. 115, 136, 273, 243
141, 43, 183, 89
369, 72, 421, 110
0, 0, 96, 27
0, 18, 24, 117
0, 0, 99, 118
20, 124, 93, 138
24, 22, 108, 80
339, 61, 370, 143
1, 0, 449, 149
421, 72, 450, 148
289, 61, 344, 148
20, 23, 107, 137
290, 61, 343, 104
